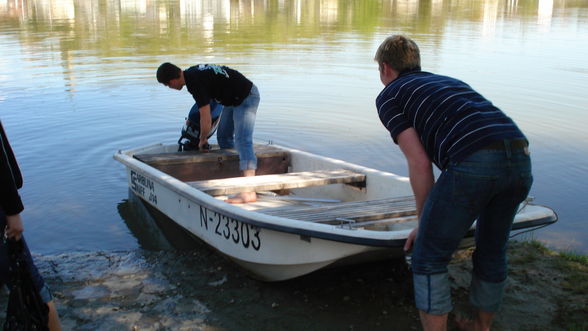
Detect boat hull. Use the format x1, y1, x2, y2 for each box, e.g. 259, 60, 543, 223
126, 167, 400, 281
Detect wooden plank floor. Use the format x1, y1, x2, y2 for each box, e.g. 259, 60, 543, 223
261, 196, 416, 223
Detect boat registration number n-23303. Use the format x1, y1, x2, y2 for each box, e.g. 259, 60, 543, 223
199, 207, 261, 251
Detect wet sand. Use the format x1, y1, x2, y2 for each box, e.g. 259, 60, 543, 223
1, 241, 586, 330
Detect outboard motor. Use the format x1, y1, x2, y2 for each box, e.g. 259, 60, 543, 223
178, 101, 223, 151
177, 114, 222, 151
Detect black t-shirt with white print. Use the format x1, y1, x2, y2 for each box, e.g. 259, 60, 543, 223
184, 64, 253, 107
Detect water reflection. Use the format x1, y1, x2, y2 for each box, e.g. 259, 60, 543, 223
2, 0, 586, 54
3, 0, 587, 83
3, 0, 586, 95
117, 191, 173, 251
118, 189, 205, 251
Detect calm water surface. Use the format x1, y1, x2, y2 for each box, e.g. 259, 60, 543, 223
0, 0, 587, 255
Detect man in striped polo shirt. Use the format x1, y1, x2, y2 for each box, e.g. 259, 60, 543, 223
375, 35, 532, 330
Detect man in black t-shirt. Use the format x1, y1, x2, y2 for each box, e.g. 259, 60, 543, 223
157, 62, 260, 203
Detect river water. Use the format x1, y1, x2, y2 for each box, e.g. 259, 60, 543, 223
0, 0, 587, 258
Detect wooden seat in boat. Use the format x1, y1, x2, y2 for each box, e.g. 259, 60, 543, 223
134, 145, 290, 181
188, 169, 366, 196
262, 196, 417, 225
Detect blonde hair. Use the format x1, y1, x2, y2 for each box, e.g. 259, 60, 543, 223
375, 35, 421, 73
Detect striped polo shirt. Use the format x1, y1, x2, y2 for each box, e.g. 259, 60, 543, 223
376, 71, 525, 169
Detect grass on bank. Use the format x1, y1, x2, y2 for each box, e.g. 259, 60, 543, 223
512, 240, 588, 330
513, 239, 588, 294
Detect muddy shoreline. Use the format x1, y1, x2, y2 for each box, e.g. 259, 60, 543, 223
1, 241, 586, 330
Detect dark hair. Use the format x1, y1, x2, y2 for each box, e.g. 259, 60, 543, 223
156, 62, 181, 84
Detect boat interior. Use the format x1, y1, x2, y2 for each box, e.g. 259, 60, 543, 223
131, 143, 553, 233
133, 144, 419, 232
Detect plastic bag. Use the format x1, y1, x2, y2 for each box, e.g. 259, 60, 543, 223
3, 239, 49, 331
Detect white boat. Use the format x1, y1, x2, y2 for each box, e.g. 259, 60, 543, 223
114, 143, 557, 281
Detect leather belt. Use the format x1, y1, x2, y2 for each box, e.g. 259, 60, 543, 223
482, 139, 528, 150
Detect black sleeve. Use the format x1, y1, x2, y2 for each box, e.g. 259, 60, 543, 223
192, 83, 211, 108
0, 121, 24, 215
185, 68, 211, 108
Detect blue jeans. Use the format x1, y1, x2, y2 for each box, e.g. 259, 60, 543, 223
217, 84, 260, 170
0, 210, 53, 303
412, 140, 533, 314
